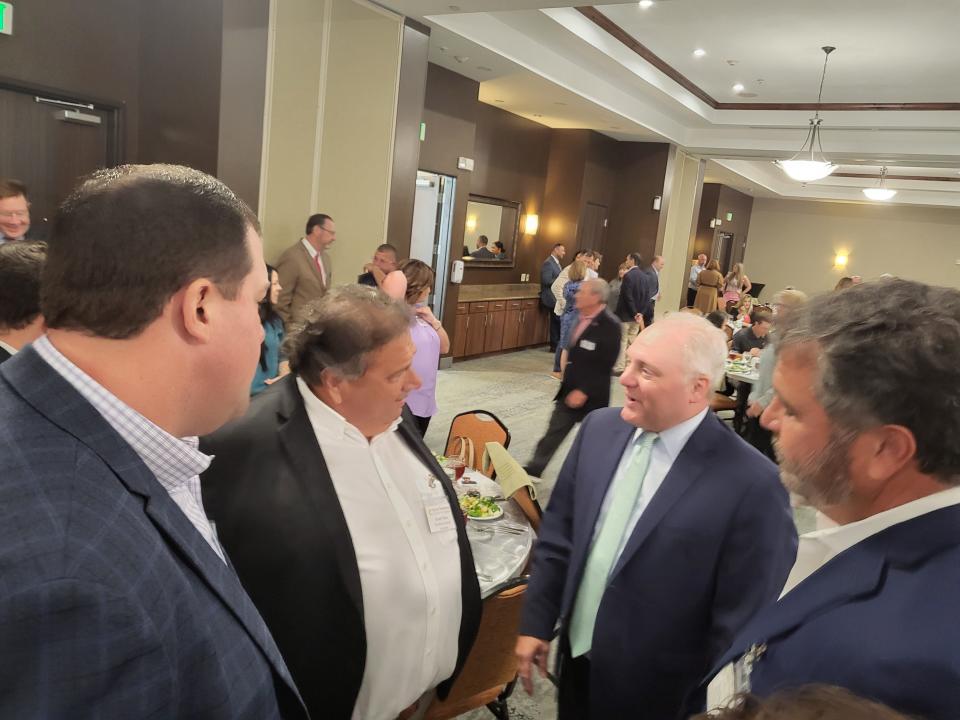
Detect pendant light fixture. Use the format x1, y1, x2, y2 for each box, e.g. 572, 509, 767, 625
862, 167, 897, 201
775, 46, 838, 183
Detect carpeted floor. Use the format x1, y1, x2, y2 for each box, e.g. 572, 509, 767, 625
425, 347, 815, 720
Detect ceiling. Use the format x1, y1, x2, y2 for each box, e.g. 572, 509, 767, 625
384, 0, 960, 209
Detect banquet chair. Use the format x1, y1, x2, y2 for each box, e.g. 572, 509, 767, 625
424, 577, 528, 720
444, 410, 511, 477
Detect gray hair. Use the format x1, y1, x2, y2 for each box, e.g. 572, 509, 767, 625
581, 278, 610, 304
778, 278, 960, 485
644, 312, 728, 387
284, 285, 412, 384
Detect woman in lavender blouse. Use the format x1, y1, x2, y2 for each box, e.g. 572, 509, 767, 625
398, 259, 450, 436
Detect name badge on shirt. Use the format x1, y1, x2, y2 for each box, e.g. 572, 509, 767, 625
424, 497, 456, 534
579, 339, 596, 351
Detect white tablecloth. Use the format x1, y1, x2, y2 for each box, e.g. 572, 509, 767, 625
454, 469, 535, 599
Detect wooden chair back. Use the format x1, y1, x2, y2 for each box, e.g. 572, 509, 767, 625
444, 410, 510, 477
423, 578, 528, 720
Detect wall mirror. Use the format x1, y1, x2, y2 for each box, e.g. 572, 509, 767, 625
461, 194, 521, 267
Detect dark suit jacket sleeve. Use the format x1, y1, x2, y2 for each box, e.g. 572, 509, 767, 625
518, 415, 590, 640
707, 473, 797, 662
0, 577, 170, 716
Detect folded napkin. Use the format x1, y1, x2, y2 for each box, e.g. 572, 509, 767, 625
483, 442, 537, 500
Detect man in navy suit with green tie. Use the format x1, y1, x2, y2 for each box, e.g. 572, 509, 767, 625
515, 313, 797, 719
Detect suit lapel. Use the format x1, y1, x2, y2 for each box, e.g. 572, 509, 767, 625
610, 414, 714, 579
276, 381, 364, 617
3, 348, 300, 692
578, 419, 635, 545
713, 502, 960, 673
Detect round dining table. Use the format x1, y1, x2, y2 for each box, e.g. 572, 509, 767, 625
453, 469, 536, 599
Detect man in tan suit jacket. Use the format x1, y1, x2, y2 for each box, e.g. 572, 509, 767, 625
275, 213, 336, 326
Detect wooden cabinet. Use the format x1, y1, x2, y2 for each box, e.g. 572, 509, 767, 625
501, 300, 522, 350
518, 299, 540, 347
452, 294, 547, 360
483, 301, 506, 353
465, 302, 488, 357
452, 303, 468, 358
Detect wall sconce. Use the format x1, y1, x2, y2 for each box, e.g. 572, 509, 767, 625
524, 214, 539, 235
652, 195, 662, 211
465, 215, 477, 233
834, 253, 849, 268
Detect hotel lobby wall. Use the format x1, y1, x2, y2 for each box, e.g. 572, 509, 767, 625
1, 0, 223, 172
258, 0, 403, 274
745, 198, 960, 296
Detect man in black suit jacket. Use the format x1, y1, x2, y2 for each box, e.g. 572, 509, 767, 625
202, 285, 481, 720
613, 252, 651, 372
0, 240, 46, 364
540, 243, 565, 351
470, 234, 496, 259
640, 254, 664, 327
526, 278, 621, 477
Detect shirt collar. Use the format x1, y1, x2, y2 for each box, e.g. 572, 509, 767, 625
301, 237, 318, 259
0, 339, 18, 356
296, 376, 402, 445
630, 407, 708, 461
32, 335, 211, 488
803, 485, 960, 551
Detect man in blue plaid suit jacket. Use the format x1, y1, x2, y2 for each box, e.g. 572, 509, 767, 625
0, 165, 307, 718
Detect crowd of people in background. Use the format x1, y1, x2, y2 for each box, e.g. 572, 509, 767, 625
1, 167, 959, 720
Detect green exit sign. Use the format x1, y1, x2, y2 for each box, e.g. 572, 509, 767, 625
0, 2, 12, 36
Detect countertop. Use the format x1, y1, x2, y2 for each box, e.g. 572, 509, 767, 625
457, 283, 541, 302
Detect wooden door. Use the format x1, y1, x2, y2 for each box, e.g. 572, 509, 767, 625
501, 301, 522, 350
577, 202, 608, 257
452, 303, 468, 358
0, 85, 119, 239
484, 302, 506, 353
465, 302, 488, 356
519, 299, 540, 347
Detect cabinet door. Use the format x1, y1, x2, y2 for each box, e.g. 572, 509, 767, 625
453, 312, 468, 358
502, 307, 521, 350
484, 310, 505, 353
465, 313, 487, 356
519, 300, 540, 346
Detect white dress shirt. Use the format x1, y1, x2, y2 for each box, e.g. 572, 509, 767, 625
32, 335, 225, 562
593, 408, 708, 568
301, 237, 327, 286
0, 339, 17, 356
707, 484, 960, 710
297, 378, 462, 720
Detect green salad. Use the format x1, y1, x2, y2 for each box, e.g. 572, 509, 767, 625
459, 494, 501, 519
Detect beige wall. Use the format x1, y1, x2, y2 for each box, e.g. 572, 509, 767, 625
745, 198, 960, 297
258, 0, 328, 261
258, 0, 402, 275
656, 149, 704, 317
314, 0, 402, 284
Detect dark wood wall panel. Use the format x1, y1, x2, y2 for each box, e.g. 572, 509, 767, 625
138, 0, 223, 175
1, 0, 225, 177
468, 103, 552, 285
541, 130, 589, 254
386, 21, 431, 256
1, 0, 142, 160
693, 183, 721, 259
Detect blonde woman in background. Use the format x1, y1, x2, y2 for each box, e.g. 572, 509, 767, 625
722, 263, 752, 305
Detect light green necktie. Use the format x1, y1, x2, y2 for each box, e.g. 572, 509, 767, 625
568, 431, 658, 658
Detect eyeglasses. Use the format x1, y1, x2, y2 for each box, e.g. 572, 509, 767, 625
0, 210, 29, 220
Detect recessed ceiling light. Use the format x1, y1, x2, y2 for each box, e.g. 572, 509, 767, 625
494, 99, 505, 103
454, 56, 469, 64
448, 4, 460, 10
693, 48, 706, 57
533, 114, 544, 118
639, 0, 654, 8
476, 66, 493, 72
732, 83, 745, 93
